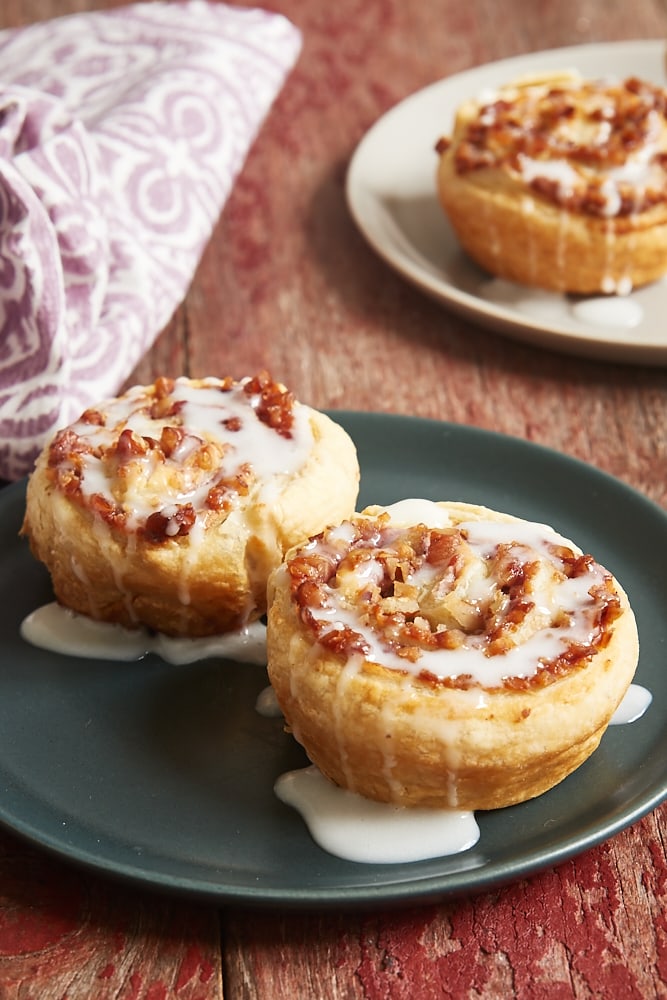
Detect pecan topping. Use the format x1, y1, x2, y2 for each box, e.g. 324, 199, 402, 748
143, 504, 196, 542
441, 76, 667, 217
243, 371, 295, 438
45, 372, 302, 542
287, 516, 622, 692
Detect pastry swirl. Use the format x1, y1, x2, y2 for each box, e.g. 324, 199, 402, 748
435, 71, 667, 293
22, 373, 360, 637
266, 500, 639, 810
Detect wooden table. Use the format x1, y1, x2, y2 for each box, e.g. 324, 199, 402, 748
1, 0, 666, 997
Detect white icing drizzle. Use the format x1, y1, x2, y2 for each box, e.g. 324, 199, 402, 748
480, 276, 645, 329
480, 197, 502, 266
108, 527, 139, 624
272, 499, 651, 863
555, 208, 569, 285
610, 683, 652, 724
522, 194, 538, 284
255, 685, 283, 717
274, 766, 481, 864
301, 500, 609, 687
175, 517, 205, 611
18, 590, 651, 867
378, 497, 453, 529
602, 216, 617, 293
570, 296, 642, 328
517, 151, 658, 221
275, 682, 651, 865
518, 155, 579, 198
507, 85, 664, 220
332, 655, 365, 792
45, 377, 316, 629
65, 377, 314, 533
20, 602, 267, 666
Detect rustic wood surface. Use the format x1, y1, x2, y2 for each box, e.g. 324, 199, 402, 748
1, 0, 667, 997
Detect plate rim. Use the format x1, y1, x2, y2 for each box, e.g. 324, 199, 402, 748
1, 410, 666, 908
345, 39, 667, 366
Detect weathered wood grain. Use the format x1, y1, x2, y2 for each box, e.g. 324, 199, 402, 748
0, 831, 222, 1000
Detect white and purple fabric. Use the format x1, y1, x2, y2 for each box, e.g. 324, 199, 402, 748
0, 1, 301, 480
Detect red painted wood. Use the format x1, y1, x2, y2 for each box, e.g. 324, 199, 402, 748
0, 832, 221, 998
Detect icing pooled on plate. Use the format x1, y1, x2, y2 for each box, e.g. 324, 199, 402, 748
273, 681, 651, 864
21, 602, 267, 666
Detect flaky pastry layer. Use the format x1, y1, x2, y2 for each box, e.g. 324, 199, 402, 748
22, 374, 360, 637
266, 501, 639, 810
435, 72, 667, 293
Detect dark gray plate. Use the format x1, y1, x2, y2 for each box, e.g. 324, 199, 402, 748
1, 412, 666, 908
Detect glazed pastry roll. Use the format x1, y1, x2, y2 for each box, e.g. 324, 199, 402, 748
266, 499, 639, 810
435, 71, 667, 293
22, 373, 360, 637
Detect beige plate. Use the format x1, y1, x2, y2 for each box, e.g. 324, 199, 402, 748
346, 40, 667, 366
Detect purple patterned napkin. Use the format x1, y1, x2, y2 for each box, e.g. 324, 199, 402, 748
0, 1, 301, 480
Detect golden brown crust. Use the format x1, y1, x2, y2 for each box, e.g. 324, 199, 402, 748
22, 374, 360, 637
266, 501, 639, 810
435, 72, 667, 293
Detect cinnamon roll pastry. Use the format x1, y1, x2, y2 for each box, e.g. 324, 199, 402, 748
435, 71, 667, 293
22, 374, 359, 637
266, 499, 639, 811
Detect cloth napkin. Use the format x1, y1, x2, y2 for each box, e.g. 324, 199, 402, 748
0, 1, 301, 481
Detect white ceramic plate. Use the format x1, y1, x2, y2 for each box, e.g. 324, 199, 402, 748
346, 40, 667, 366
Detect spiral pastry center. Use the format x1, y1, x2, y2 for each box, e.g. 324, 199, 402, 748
286, 505, 621, 690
